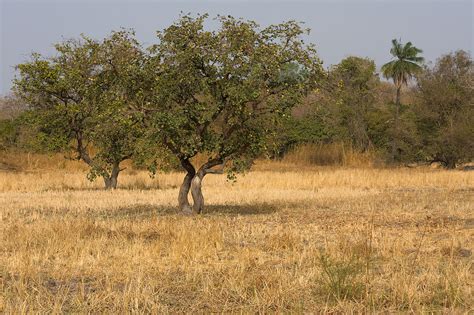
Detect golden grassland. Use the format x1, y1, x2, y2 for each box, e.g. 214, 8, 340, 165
0, 157, 473, 313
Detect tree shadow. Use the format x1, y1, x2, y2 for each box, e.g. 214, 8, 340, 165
96, 202, 277, 220
202, 203, 277, 216
118, 184, 179, 191
41, 186, 173, 192
95, 204, 175, 220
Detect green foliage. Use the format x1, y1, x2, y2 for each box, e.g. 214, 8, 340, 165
272, 56, 382, 157
415, 50, 473, 168
0, 95, 30, 150
142, 14, 324, 175
381, 39, 424, 162
366, 105, 392, 152
317, 250, 366, 302
328, 56, 379, 151
7, 17, 472, 176
0, 119, 18, 150
381, 39, 424, 88
268, 113, 333, 158
0, 112, 52, 153
13, 30, 146, 187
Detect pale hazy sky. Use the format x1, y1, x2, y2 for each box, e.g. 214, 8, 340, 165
1, 0, 473, 94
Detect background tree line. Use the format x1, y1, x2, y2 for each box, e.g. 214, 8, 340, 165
271, 48, 473, 168
0, 15, 472, 205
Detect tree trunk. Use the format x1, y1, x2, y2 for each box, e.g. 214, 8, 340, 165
177, 157, 225, 214
76, 134, 123, 190
391, 85, 401, 162
188, 159, 224, 214
178, 159, 195, 214
103, 162, 120, 189
441, 156, 457, 169
191, 174, 204, 214
445, 160, 456, 169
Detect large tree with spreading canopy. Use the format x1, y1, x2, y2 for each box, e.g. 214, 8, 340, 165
14, 31, 145, 188
140, 14, 323, 213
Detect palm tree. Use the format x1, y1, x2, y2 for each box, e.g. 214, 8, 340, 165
381, 39, 424, 161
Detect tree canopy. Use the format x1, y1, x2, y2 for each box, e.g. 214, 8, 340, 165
14, 30, 145, 188
139, 14, 323, 213
415, 50, 473, 168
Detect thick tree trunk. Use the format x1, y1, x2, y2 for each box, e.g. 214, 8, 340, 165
103, 162, 120, 189
76, 134, 123, 190
189, 159, 225, 214
391, 86, 401, 162
191, 174, 204, 214
177, 157, 225, 214
178, 173, 194, 214
178, 159, 195, 214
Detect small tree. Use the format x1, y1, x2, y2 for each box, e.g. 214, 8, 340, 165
381, 39, 424, 161
415, 50, 473, 168
142, 15, 323, 213
14, 31, 145, 188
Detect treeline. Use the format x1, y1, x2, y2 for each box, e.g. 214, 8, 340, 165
273, 49, 473, 168
0, 15, 473, 205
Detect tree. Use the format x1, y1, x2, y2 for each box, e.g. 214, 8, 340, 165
381, 39, 424, 161
328, 56, 379, 151
141, 15, 323, 213
415, 50, 473, 168
13, 31, 145, 188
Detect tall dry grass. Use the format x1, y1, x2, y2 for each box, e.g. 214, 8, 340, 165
0, 150, 89, 172
1, 163, 473, 313
1, 143, 379, 174
281, 143, 381, 168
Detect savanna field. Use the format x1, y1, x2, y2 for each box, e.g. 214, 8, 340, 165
1, 153, 473, 313
1, 7, 472, 313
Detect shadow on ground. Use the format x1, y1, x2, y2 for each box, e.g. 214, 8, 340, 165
203, 203, 277, 216
41, 186, 176, 192
97, 202, 278, 219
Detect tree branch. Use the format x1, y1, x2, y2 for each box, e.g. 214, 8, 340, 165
180, 158, 196, 175
200, 157, 228, 176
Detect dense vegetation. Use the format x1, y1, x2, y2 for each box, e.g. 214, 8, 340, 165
0, 15, 473, 205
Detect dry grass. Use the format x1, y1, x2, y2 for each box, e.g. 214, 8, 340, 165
1, 163, 473, 313
0, 143, 378, 173
281, 143, 381, 168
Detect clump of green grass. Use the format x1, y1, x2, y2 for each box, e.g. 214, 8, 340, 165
316, 250, 366, 302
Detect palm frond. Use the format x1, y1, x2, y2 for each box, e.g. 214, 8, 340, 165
382, 38, 424, 86
390, 38, 403, 58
